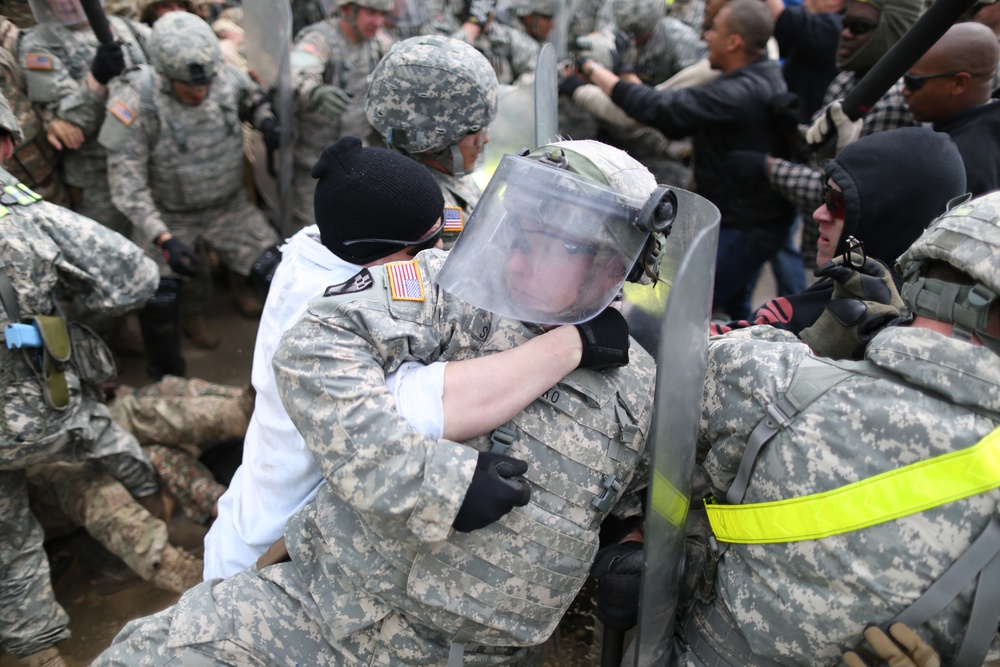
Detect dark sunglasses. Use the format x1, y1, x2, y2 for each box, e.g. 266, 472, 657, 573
902, 71, 960, 92
842, 17, 878, 36
823, 183, 846, 218
342, 223, 444, 256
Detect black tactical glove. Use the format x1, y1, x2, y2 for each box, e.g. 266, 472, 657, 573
575, 307, 630, 370
453, 451, 531, 532
843, 623, 941, 667
259, 117, 281, 153
591, 541, 644, 630
160, 237, 201, 276
725, 150, 768, 183
91, 40, 125, 85
559, 73, 585, 97
799, 255, 904, 360
463, 0, 496, 25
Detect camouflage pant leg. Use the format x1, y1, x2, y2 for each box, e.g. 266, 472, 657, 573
0, 469, 70, 658
198, 198, 281, 277
27, 462, 170, 581
109, 378, 251, 447
93, 567, 374, 667
143, 444, 225, 525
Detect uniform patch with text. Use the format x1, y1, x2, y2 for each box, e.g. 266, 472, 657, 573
443, 205, 464, 234
386, 260, 425, 302
25, 53, 53, 70
324, 268, 374, 296
109, 99, 136, 126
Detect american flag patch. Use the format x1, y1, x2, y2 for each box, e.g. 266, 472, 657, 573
386, 260, 424, 302
443, 205, 464, 233
25, 53, 53, 70
109, 99, 136, 126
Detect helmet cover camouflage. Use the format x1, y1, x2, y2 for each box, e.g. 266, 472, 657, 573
137, 0, 195, 23
0, 91, 23, 143
514, 0, 559, 17
897, 191, 1000, 346
365, 35, 499, 155
148, 11, 223, 84
337, 0, 394, 12
612, 0, 664, 36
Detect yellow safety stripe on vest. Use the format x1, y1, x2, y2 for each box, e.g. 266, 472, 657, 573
652, 469, 689, 527
16, 182, 41, 201
705, 426, 1000, 544
0, 205, 8, 218
4, 184, 33, 205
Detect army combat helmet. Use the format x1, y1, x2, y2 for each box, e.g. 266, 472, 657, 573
612, 0, 664, 37
896, 190, 1000, 355
437, 139, 676, 325
365, 35, 498, 177
0, 92, 23, 144
148, 11, 222, 86
513, 0, 558, 18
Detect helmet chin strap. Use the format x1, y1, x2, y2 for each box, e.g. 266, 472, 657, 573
902, 274, 1000, 356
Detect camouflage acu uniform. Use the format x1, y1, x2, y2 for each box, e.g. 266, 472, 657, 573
101, 64, 280, 277
96, 249, 655, 666
0, 165, 160, 659
289, 19, 394, 231
622, 17, 705, 87
678, 325, 1000, 665
17, 14, 150, 235
0, 17, 65, 204
425, 13, 539, 85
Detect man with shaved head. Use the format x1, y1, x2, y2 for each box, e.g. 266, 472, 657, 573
903, 22, 1000, 196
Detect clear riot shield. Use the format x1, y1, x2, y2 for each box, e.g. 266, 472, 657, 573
244, 0, 294, 237
534, 43, 558, 146
475, 82, 535, 190
621, 188, 720, 666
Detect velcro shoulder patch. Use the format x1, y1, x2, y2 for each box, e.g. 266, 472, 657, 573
25, 53, 53, 70
324, 268, 374, 297
443, 205, 464, 234
109, 99, 136, 126
385, 260, 425, 302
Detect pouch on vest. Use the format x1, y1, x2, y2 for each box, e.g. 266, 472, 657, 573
24, 69, 59, 104
24, 314, 71, 410
69, 321, 117, 386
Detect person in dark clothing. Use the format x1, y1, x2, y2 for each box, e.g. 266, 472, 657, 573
712, 126, 968, 337
902, 22, 1000, 198
581, 0, 796, 319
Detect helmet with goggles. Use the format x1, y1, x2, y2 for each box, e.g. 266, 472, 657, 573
436, 139, 676, 325
896, 191, 1000, 355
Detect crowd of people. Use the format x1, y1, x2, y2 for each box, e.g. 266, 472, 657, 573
1, 0, 999, 665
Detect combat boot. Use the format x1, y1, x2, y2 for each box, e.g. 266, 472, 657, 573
18, 647, 68, 667
181, 313, 221, 349
229, 270, 264, 318
150, 545, 203, 594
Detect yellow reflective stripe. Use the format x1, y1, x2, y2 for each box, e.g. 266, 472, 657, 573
0, 205, 8, 218
4, 185, 32, 205
652, 469, 689, 527
16, 183, 41, 201
706, 427, 1000, 544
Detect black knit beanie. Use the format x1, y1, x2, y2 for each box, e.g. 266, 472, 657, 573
312, 136, 445, 264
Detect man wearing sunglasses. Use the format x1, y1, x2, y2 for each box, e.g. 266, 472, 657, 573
902, 23, 1000, 198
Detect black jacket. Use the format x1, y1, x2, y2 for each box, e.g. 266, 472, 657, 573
934, 99, 1000, 197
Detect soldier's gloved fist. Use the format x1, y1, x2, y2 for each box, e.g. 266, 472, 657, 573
575, 307, 630, 370
453, 451, 531, 532
843, 623, 941, 667
799, 256, 904, 360
464, 0, 496, 25
91, 40, 125, 85
309, 85, 351, 118
591, 541, 643, 630
160, 237, 201, 276
259, 117, 281, 153
805, 100, 862, 155
574, 32, 618, 72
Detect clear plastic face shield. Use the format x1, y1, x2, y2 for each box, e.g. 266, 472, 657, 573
437, 152, 650, 325
29, 0, 95, 26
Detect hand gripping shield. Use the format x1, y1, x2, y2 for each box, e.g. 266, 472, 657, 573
244, 0, 294, 236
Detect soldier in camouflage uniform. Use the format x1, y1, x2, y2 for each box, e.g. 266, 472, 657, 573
0, 16, 65, 205
101, 12, 281, 378
18, 0, 150, 237
94, 138, 675, 666
288, 0, 395, 231
666, 192, 1000, 665
365, 35, 498, 248
0, 91, 163, 667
